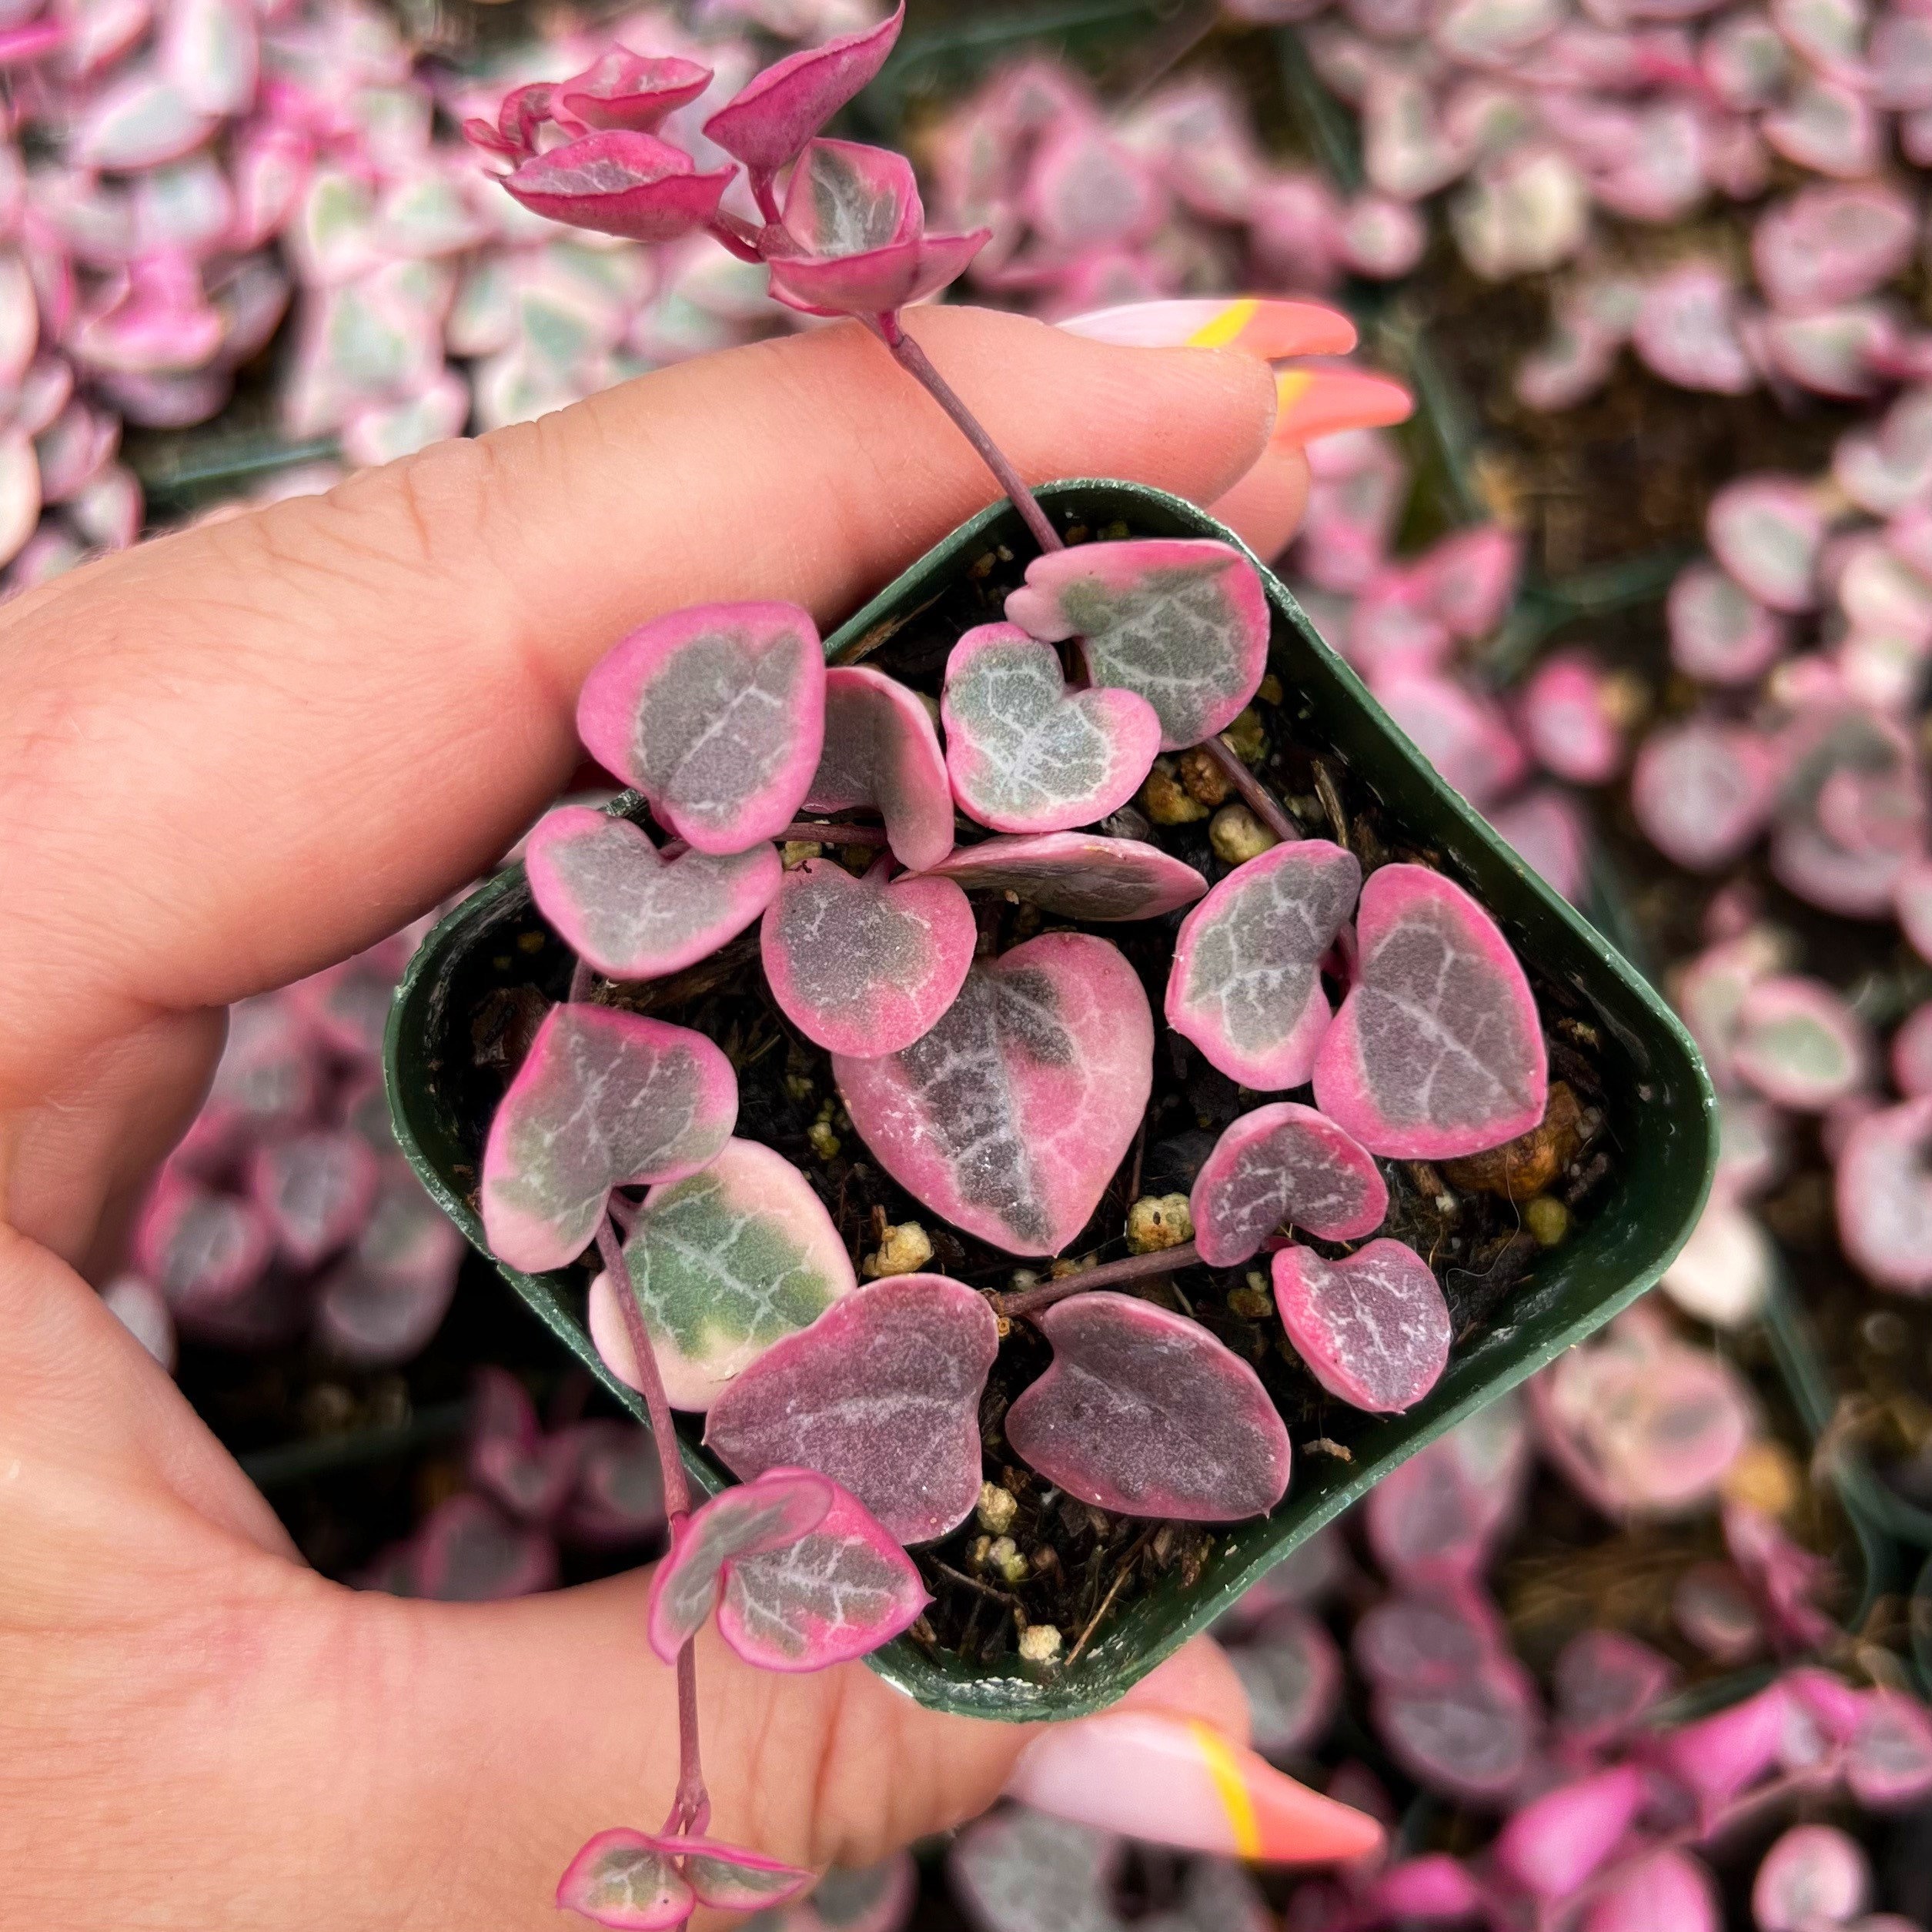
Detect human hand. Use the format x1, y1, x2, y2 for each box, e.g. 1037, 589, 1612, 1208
0, 306, 1351, 1927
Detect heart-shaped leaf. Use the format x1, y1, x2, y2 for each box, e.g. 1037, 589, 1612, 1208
760, 856, 975, 1058
1835, 1096, 1932, 1293
921, 832, 1207, 921
780, 1855, 916, 1932
1631, 719, 1779, 872
1355, 1591, 1506, 1690
1165, 839, 1362, 1091
1519, 652, 1623, 787
1847, 1690, 1932, 1807
1553, 1629, 1678, 1745
1706, 474, 1823, 613
834, 932, 1154, 1255
1312, 864, 1547, 1160
1667, 563, 1787, 686
1004, 1291, 1292, 1522
481, 1004, 737, 1274
767, 231, 991, 319
560, 1420, 667, 1546
664, 1837, 812, 1913
503, 132, 734, 245
553, 51, 714, 135
557, 1829, 695, 1930
135, 1171, 272, 1306
780, 139, 921, 258
1364, 1397, 1530, 1585
1753, 1826, 1869, 1932
1005, 539, 1270, 752
806, 664, 954, 872
246, 1128, 379, 1270
577, 602, 826, 856
1192, 1103, 1388, 1266
313, 1170, 464, 1367
1271, 1239, 1452, 1413
590, 1138, 857, 1412
1373, 1656, 1540, 1801
1732, 975, 1870, 1109
951, 1809, 1125, 1932
704, 1273, 998, 1543
647, 1467, 834, 1660
413, 1495, 558, 1601
527, 807, 781, 982
1229, 1606, 1343, 1760
941, 622, 1162, 835
1585, 1852, 1720, 1932
702, 2, 904, 175
1496, 1767, 1645, 1902
1370, 668, 1528, 808
717, 1478, 929, 1670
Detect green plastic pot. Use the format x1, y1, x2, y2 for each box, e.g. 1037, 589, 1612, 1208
384, 477, 1716, 1721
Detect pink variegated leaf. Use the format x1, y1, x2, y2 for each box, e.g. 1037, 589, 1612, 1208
1872, 8, 1932, 107
1668, 563, 1787, 685
780, 139, 921, 259
135, 1171, 272, 1307
1847, 1690, 1932, 1807
1890, 1003, 1932, 1095
591, 1139, 857, 1412
1165, 839, 1362, 1091
1773, 707, 1924, 918
779, 1854, 916, 1932
835, 932, 1152, 1255
577, 602, 825, 856
647, 1467, 834, 1660
1762, 76, 1880, 179
559, 1420, 666, 1546
1192, 1102, 1387, 1266
480, 1004, 737, 1274
1374, 1656, 1540, 1801
502, 133, 734, 246
1005, 539, 1270, 752
951, 1805, 1125, 1932
1553, 1629, 1678, 1745
1900, 854, 1932, 962
705, 1274, 997, 1543
1731, 976, 1870, 1110
1005, 1292, 1291, 1522
472, 1422, 579, 1526
1025, 122, 1166, 250
1487, 788, 1589, 904
1406, 523, 1523, 641
528, 807, 780, 984
413, 1494, 558, 1602
702, 2, 904, 174
1519, 652, 1623, 785
1583, 1853, 1720, 1932
1372, 668, 1527, 807
1230, 1605, 1342, 1760
717, 1476, 928, 1670
1369, 1855, 1484, 1924
806, 665, 953, 872
1495, 1765, 1643, 1900
1631, 720, 1777, 872
1753, 1826, 1868, 1932
761, 855, 975, 1057
1837, 1096, 1932, 1293
1354, 1589, 1506, 1690
1312, 864, 1546, 1161
73, 69, 216, 171
1272, 1238, 1450, 1413
653, 1836, 811, 1912
555, 51, 713, 135
246, 1129, 379, 1271
1631, 264, 1756, 396
1365, 1398, 1529, 1585
941, 622, 1160, 835
159, 0, 255, 116
176, 994, 316, 1168
922, 832, 1205, 922
767, 229, 990, 318
557, 1828, 695, 1930
1708, 476, 1823, 613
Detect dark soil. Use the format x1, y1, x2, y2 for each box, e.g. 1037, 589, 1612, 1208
436, 519, 1619, 1669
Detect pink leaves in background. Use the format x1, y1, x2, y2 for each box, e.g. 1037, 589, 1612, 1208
1667, 563, 1787, 686
1230, 1606, 1344, 1760
553, 52, 714, 137
1631, 720, 1778, 872
647, 1466, 832, 1660
1553, 1629, 1679, 1746
1519, 652, 1624, 786
1752, 1826, 1868, 1932
1493, 1765, 1643, 1900
760, 855, 974, 1056
577, 603, 825, 857
1191, 1102, 1387, 1266
704, 1274, 998, 1543
1834, 1096, 1932, 1294
702, 2, 904, 178
1706, 475, 1825, 613
1270, 1238, 1452, 1413
1165, 838, 1362, 1091
500, 134, 734, 246
1313, 864, 1547, 1160
1004, 539, 1271, 753
941, 622, 1162, 835
1730, 975, 1871, 1109
807, 665, 954, 873
1583, 1851, 1720, 1932
480, 1004, 736, 1274
1004, 1292, 1292, 1522
526, 807, 781, 984
834, 932, 1153, 1256
920, 833, 1207, 922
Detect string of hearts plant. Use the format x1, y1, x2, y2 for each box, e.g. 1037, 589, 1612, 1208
460, 12, 1559, 1927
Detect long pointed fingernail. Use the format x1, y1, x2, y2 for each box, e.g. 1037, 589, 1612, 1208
1060, 296, 1359, 360
1274, 366, 1414, 443
1004, 1709, 1385, 1864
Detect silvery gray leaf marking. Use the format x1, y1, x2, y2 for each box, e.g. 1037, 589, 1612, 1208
632, 629, 804, 834
1357, 904, 1539, 1131
804, 142, 904, 253
948, 639, 1115, 816
724, 1530, 911, 1659
770, 865, 930, 1011
894, 966, 1070, 1245
547, 824, 747, 960
951, 1809, 1126, 1932
1217, 1139, 1356, 1249
497, 1018, 702, 1238
1065, 564, 1250, 747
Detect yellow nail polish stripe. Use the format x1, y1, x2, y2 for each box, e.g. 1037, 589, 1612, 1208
1187, 298, 1258, 351
1275, 369, 1312, 409
1189, 1720, 1262, 1858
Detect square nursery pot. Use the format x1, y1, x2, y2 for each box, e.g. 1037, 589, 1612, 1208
385, 477, 1716, 1721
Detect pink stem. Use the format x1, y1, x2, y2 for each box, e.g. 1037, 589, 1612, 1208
707, 214, 764, 263
657, 819, 889, 861
568, 958, 597, 1004
874, 313, 1065, 557
996, 1241, 1202, 1318
1199, 734, 1298, 844
750, 169, 782, 227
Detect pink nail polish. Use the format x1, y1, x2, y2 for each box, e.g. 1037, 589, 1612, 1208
1274, 366, 1415, 443
1004, 1708, 1385, 1864
1060, 296, 1358, 361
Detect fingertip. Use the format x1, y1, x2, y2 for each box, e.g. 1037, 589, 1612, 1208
1120, 1634, 1254, 1745
1212, 443, 1312, 566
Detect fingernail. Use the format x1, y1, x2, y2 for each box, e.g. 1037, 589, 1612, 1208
1004, 1709, 1385, 1864
1274, 366, 1415, 443
1060, 296, 1358, 361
